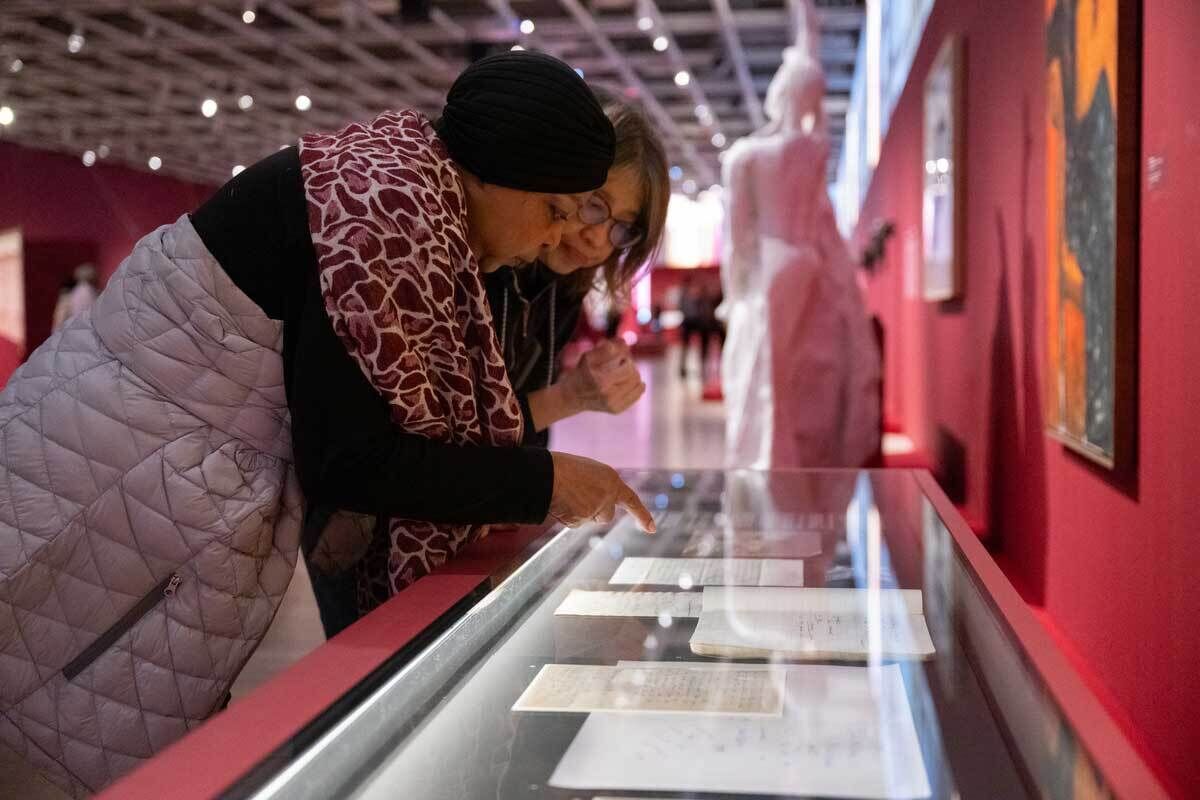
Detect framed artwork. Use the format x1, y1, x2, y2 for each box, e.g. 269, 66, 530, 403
1045, 0, 1139, 469
0, 229, 24, 348
921, 36, 963, 302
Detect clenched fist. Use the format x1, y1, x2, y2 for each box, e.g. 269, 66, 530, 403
561, 339, 645, 415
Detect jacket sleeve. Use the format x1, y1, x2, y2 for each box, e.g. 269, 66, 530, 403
286, 272, 554, 526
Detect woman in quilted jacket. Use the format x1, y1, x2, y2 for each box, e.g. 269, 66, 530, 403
0, 51, 652, 797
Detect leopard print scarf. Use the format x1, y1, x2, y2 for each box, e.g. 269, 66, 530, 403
299, 110, 524, 612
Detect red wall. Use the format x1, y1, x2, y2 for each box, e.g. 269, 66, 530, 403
0, 142, 212, 383
856, 1, 1198, 794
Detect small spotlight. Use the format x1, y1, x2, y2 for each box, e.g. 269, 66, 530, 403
694, 104, 710, 119
510, 44, 524, 51
711, 132, 726, 148
201, 98, 218, 118
674, 70, 690, 87
148, 156, 162, 170
67, 32, 85, 54
669, 165, 683, 180
8, 58, 23, 74
232, 165, 246, 176
652, 36, 668, 52
294, 94, 312, 111
242, 9, 256, 23
925, 160, 936, 175
82, 150, 97, 167
0, 106, 14, 126
936, 157, 951, 174
682, 179, 697, 194
97, 144, 110, 158
637, 16, 654, 31
237, 94, 254, 110
519, 18, 535, 34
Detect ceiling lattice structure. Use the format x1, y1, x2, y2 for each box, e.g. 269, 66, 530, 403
0, 0, 863, 189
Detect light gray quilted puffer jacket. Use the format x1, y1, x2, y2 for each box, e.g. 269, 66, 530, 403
0, 215, 302, 797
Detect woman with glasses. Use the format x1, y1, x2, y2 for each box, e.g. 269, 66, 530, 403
484, 90, 670, 447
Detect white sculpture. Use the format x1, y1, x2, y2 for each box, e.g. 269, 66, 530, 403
720, 10, 881, 468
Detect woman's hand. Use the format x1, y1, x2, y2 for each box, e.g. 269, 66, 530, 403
548, 451, 656, 533
561, 339, 645, 415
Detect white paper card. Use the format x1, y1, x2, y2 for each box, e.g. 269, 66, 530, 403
549, 663, 931, 799
608, 557, 804, 587
702, 586, 924, 614
554, 590, 704, 618
513, 663, 784, 716
690, 587, 935, 660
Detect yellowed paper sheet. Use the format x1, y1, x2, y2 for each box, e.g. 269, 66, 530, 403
512, 663, 784, 716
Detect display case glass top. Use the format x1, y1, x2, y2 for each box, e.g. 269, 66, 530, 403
238, 469, 1146, 800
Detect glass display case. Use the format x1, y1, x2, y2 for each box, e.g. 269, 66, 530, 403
225, 470, 1160, 800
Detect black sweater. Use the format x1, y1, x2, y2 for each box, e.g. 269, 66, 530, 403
483, 264, 584, 448
189, 147, 553, 526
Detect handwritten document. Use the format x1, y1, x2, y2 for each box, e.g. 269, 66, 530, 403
690, 587, 935, 660
554, 590, 704, 619
549, 663, 931, 799
513, 663, 784, 716
608, 558, 804, 588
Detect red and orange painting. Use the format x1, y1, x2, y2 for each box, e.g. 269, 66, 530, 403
1045, 0, 1136, 468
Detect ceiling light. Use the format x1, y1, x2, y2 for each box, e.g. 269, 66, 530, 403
674, 70, 691, 87
294, 94, 312, 111
637, 16, 654, 31
668, 165, 683, 180
201, 98, 218, 118
8, 59, 23, 74
232, 165, 246, 176
682, 179, 697, 194
67, 32, 85, 54
82, 150, 96, 167
694, 104, 710, 119
97, 144, 110, 158
511, 44, 524, 51
519, 19, 535, 34
148, 156, 162, 171
711, 132, 726, 148
237, 94, 254, 110
652, 36, 668, 52
0, 106, 14, 126
925, 160, 936, 175
242, 9, 256, 24
936, 157, 950, 174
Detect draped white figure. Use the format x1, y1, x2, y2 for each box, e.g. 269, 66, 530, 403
720, 8, 881, 468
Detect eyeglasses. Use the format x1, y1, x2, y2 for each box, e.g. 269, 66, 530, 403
576, 193, 645, 250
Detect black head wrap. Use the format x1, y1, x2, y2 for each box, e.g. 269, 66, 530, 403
436, 51, 616, 194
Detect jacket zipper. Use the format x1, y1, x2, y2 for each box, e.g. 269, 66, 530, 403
62, 573, 181, 681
